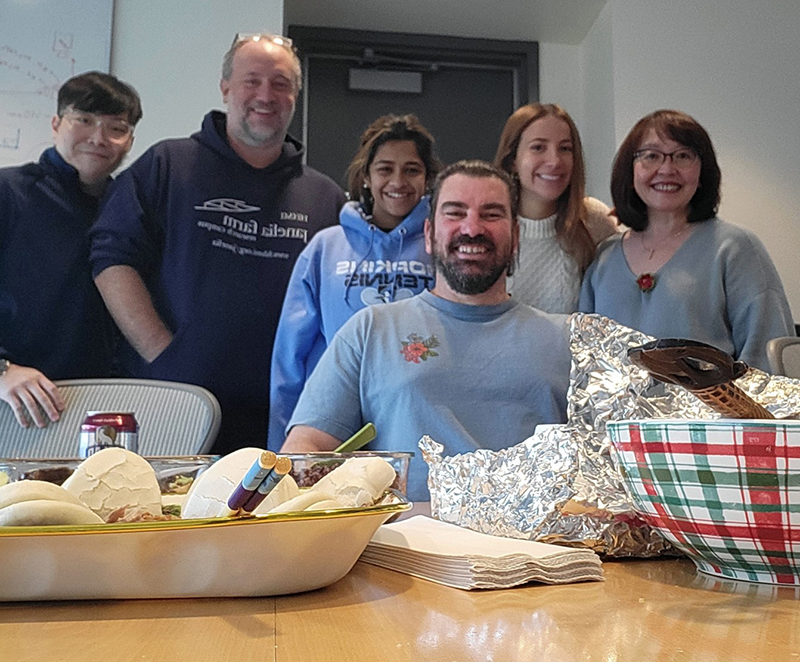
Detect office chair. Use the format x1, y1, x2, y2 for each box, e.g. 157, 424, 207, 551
0, 379, 221, 458
766, 337, 800, 379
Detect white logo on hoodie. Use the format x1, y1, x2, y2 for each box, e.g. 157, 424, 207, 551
195, 198, 261, 213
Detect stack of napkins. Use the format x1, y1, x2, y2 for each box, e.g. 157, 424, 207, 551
361, 516, 603, 590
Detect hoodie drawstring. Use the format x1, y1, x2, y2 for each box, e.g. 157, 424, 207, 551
391, 227, 407, 301
345, 224, 377, 305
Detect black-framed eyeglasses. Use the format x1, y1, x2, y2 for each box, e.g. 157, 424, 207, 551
633, 148, 699, 170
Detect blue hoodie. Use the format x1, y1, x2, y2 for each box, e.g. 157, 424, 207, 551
90, 111, 345, 451
268, 197, 434, 448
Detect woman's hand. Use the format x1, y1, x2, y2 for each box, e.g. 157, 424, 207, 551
0, 363, 65, 427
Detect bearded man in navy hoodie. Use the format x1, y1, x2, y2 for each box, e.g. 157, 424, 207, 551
90, 34, 345, 454
0, 72, 142, 429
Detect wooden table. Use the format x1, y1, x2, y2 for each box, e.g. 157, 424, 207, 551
1, 556, 799, 661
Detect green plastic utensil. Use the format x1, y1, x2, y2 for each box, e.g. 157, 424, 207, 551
333, 422, 376, 453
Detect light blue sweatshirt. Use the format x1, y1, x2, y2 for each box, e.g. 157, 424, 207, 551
287, 290, 571, 501
268, 197, 434, 448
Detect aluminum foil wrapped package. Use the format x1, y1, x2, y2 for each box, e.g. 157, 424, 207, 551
422, 313, 800, 557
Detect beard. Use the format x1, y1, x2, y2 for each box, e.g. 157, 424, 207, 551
432, 235, 513, 295
231, 104, 295, 148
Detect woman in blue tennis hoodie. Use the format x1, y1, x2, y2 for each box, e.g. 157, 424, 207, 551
269, 115, 442, 448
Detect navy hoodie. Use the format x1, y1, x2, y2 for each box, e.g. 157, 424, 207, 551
0, 147, 114, 378
90, 112, 345, 442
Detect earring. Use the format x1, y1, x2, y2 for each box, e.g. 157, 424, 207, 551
360, 181, 374, 214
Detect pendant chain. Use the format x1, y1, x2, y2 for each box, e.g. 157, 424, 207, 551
639, 224, 690, 260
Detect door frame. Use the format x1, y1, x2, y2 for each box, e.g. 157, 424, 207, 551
286, 25, 539, 162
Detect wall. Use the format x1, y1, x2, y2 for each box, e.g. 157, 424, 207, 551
538, 43, 583, 132
283, 0, 606, 45
537, 2, 615, 206
539, 42, 619, 207
579, 3, 615, 204
603, 0, 800, 316
110, 0, 283, 162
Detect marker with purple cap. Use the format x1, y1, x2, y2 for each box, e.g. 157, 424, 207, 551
242, 456, 293, 513
227, 451, 277, 513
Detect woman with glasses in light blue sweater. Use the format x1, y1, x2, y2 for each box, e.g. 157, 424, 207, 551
580, 109, 793, 371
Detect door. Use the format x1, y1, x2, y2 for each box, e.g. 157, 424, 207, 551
288, 26, 538, 189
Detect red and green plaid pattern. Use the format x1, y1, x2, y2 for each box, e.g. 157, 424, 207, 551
608, 419, 800, 585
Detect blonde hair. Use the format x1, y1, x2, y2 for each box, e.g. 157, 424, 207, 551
494, 103, 596, 271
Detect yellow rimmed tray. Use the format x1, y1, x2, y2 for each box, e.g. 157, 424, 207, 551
0, 496, 411, 601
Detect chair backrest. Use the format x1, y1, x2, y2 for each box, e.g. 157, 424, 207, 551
766, 336, 800, 378
0, 379, 221, 458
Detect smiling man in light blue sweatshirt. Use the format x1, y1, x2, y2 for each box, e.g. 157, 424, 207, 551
281, 160, 571, 501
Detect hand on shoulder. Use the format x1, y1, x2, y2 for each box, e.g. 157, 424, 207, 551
0, 363, 65, 428
584, 197, 621, 243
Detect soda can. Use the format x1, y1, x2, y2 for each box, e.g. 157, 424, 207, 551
79, 412, 139, 458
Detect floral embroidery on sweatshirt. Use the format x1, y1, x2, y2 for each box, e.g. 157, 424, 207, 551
400, 333, 439, 363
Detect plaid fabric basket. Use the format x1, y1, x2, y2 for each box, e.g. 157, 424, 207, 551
608, 419, 800, 585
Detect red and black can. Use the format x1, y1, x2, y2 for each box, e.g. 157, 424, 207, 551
79, 412, 139, 458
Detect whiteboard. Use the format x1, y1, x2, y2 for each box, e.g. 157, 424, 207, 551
0, 0, 113, 168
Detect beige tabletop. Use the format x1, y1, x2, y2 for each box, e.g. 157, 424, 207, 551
2, 554, 799, 661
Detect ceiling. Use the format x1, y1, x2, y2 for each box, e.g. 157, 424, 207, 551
284, 0, 609, 46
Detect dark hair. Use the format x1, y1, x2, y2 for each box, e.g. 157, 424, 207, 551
429, 160, 519, 276
494, 103, 597, 271
57, 71, 142, 126
346, 114, 442, 209
611, 109, 721, 230
430, 160, 518, 225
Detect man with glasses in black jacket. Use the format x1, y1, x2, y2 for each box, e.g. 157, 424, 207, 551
0, 71, 141, 428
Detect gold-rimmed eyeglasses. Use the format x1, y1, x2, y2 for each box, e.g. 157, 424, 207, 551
60, 111, 133, 143
633, 148, 699, 171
